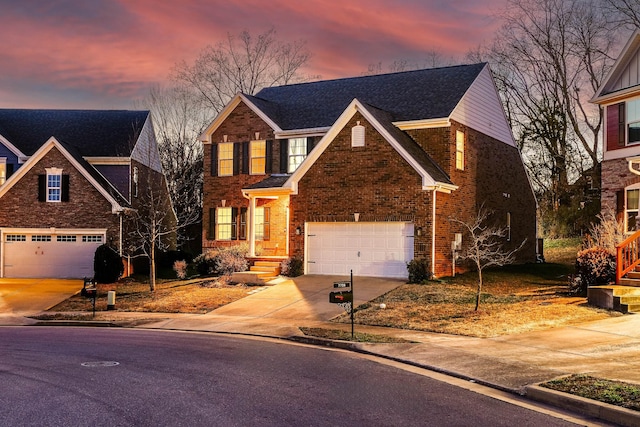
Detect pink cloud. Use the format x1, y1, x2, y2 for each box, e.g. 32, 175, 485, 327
0, 0, 505, 108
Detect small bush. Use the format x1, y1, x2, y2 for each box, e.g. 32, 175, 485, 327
192, 245, 249, 277
94, 244, 124, 283
407, 258, 432, 284
570, 247, 615, 296
281, 257, 304, 277
173, 260, 187, 279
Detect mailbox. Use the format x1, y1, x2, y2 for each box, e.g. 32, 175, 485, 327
329, 291, 353, 304
81, 278, 97, 299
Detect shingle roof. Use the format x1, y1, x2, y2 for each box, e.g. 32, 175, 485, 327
254, 63, 486, 130
0, 109, 149, 156
244, 174, 291, 190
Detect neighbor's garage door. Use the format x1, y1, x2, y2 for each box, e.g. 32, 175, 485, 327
3, 232, 104, 278
306, 222, 414, 278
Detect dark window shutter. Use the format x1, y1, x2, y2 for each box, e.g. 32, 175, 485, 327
306, 137, 316, 155
207, 208, 216, 240
38, 174, 46, 202
263, 207, 270, 241
231, 207, 238, 240
619, 103, 626, 147
210, 145, 218, 176
265, 140, 273, 173
607, 103, 622, 151
239, 207, 247, 240
233, 143, 241, 175
241, 142, 249, 174
279, 140, 288, 173
6, 163, 13, 178
61, 175, 70, 202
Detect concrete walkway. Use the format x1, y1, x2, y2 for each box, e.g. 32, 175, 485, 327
4, 274, 640, 425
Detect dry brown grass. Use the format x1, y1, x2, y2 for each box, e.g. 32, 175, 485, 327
331, 241, 621, 338
48, 277, 253, 314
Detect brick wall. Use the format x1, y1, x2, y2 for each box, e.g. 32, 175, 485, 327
601, 157, 640, 218
0, 147, 120, 244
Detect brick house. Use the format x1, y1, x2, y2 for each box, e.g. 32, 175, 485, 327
593, 29, 640, 232
201, 63, 537, 278
0, 109, 174, 278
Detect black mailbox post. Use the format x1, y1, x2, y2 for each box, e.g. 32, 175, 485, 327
81, 278, 97, 317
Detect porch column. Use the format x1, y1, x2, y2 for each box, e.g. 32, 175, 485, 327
249, 196, 257, 257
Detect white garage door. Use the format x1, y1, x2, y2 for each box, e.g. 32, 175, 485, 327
306, 222, 414, 278
3, 231, 104, 278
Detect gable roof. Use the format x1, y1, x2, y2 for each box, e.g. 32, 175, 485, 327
283, 99, 457, 194
252, 63, 486, 131
0, 109, 149, 157
0, 137, 129, 212
592, 29, 640, 103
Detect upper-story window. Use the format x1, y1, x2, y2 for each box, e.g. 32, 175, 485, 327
628, 98, 640, 145
288, 138, 307, 173
46, 168, 62, 202
455, 130, 465, 170
250, 140, 266, 175
0, 158, 6, 186
132, 166, 139, 197
218, 142, 234, 176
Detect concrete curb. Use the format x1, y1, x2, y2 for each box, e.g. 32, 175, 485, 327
32, 320, 120, 327
526, 385, 640, 427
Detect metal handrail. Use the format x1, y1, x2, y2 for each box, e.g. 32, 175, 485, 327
616, 229, 640, 284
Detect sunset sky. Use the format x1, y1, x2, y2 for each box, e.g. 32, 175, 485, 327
0, 0, 506, 110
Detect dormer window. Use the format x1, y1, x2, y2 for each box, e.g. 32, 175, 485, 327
352, 122, 365, 147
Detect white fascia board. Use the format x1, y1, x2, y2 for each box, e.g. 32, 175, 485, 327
85, 156, 131, 165
394, 118, 451, 130
285, 99, 449, 193
274, 127, 331, 138
242, 187, 292, 198
592, 86, 640, 105
0, 137, 123, 213
0, 133, 26, 158
0, 227, 107, 235
604, 145, 640, 161
199, 93, 282, 143
592, 29, 640, 103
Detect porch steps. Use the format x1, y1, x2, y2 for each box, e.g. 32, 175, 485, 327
588, 284, 640, 313
231, 261, 281, 286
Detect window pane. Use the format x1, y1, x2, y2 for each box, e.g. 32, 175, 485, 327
628, 211, 638, 232
255, 207, 264, 240
628, 98, 640, 123
217, 207, 232, 240
218, 143, 233, 176
628, 189, 639, 210
250, 140, 266, 175
629, 122, 640, 145
288, 138, 307, 172
47, 173, 61, 202
456, 131, 464, 170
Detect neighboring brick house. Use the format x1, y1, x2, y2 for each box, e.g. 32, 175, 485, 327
201, 63, 537, 278
592, 29, 640, 233
0, 109, 174, 278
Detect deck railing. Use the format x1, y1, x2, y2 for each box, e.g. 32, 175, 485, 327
616, 229, 640, 284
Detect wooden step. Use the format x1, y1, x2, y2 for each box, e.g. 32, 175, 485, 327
626, 271, 640, 279
618, 278, 640, 286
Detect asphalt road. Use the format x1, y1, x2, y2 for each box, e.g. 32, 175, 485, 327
0, 327, 582, 426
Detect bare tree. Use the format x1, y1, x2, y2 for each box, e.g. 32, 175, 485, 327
604, 0, 640, 28
173, 28, 314, 115
364, 50, 459, 75
476, 0, 618, 235
450, 208, 526, 311
138, 84, 207, 249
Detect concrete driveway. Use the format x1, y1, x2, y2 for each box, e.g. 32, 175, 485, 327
150, 275, 405, 336
0, 278, 82, 321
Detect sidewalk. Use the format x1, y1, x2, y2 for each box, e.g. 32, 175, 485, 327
8, 275, 640, 425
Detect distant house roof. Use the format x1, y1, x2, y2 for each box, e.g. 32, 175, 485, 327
0, 109, 149, 156
252, 63, 486, 130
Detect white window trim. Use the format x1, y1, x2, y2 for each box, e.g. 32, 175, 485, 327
45, 167, 63, 203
